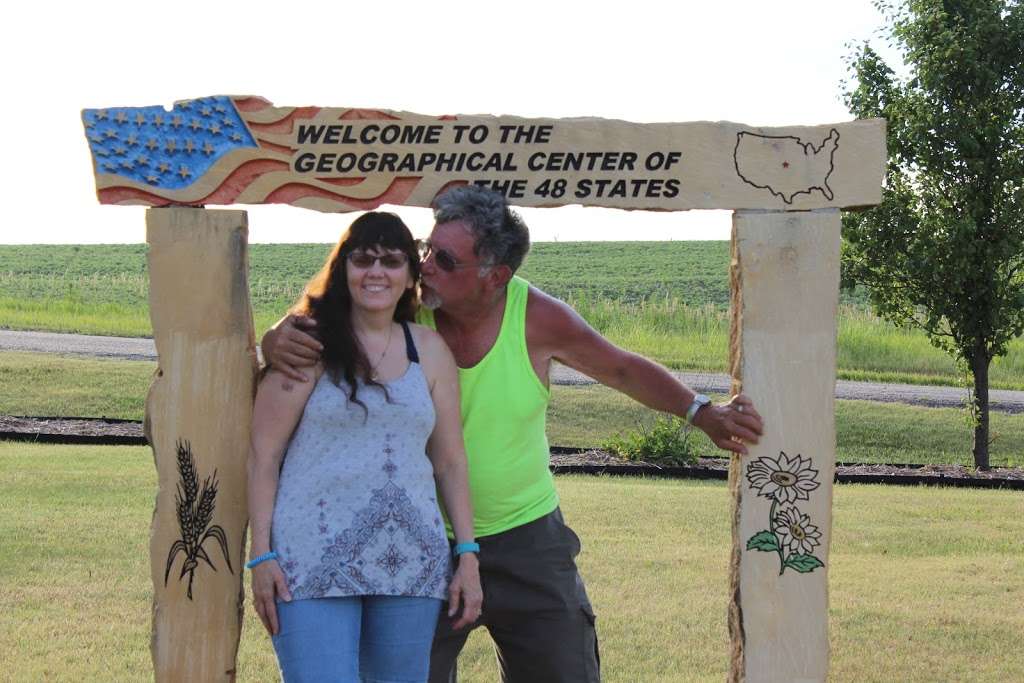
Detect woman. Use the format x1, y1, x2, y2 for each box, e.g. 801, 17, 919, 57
246, 212, 481, 683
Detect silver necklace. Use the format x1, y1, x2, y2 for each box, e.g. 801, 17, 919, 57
364, 323, 394, 381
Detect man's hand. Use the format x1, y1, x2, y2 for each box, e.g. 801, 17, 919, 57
263, 314, 322, 381
692, 393, 764, 455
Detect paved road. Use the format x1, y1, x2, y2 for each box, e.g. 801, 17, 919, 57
2, 330, 158, 361
3, 330, 1023, 414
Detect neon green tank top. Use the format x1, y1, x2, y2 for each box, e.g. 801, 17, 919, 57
418, 276, 558, 537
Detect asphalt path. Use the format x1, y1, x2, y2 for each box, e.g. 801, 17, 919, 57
3, 330, 1023, 414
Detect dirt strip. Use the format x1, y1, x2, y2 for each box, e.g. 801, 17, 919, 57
4, 417, 1021, 490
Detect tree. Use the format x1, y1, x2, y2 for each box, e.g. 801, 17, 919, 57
842, 0, 1024, 469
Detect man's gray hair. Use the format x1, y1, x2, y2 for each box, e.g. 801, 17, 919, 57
433, 186, 530, 273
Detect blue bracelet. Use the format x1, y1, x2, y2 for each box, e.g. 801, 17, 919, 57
452, 542, 480, 557
245, 551, 278, 569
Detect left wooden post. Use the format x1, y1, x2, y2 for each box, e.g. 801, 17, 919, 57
144, 207, 257, 682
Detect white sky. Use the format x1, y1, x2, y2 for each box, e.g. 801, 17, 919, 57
2, 0, 895, 244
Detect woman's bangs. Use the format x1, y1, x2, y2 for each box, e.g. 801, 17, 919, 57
349, 219, 415, 255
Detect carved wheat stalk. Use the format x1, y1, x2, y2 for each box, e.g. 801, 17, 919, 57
164, 439, 233, 600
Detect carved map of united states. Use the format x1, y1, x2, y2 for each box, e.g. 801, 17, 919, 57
734, 128, 839, 204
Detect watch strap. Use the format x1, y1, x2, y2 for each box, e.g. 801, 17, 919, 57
685, 394, 711, 424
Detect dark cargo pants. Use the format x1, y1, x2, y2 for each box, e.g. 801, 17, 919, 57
429, 508, 600, 683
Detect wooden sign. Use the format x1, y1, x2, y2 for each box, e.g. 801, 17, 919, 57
81, 96, 884, 213
82, 97, 885, 683
145, 207, 257, 682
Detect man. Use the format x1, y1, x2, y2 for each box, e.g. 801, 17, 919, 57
263, 186, 763, 682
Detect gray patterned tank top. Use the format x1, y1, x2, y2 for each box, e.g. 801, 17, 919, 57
271, 323, 451, 601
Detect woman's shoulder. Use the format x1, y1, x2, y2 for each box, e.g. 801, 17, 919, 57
406, 321, 445, 351
405, 322, 455, 373
260, 361, 326, 387
254, 362, 326, 413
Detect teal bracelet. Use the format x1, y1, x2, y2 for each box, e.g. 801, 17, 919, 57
245, 551, 278, 569
453, 542, 480, 557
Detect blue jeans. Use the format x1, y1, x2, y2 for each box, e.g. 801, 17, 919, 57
272, 596, 443, 683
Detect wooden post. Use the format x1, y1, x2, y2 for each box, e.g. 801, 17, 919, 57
728, 209, 841, 683
144, 207, 257, 682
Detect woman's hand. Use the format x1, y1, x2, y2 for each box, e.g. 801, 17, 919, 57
447, 553, 483, 630
251, 560, 292, 636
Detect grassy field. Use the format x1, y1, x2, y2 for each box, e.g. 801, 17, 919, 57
2, 443, 1022, 682
0, 241, 734, 307
3, 352, 1022, 467
0, 241, 734, 323
4, 243, 1023, 389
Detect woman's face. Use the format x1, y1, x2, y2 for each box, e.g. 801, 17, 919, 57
345, 245, 414, 314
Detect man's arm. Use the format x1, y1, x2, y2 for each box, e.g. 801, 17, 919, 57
526, 288, 763, 454
261, 315, 323, 382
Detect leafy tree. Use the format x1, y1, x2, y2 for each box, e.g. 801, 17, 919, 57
843, 0, 1024, 469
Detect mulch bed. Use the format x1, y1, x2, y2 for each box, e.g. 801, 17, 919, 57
0, 415, 146, 446
4, 416, 1022, 489
549, 447, 1024, 488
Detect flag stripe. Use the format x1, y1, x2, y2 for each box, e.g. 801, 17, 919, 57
263, 177, 421, 210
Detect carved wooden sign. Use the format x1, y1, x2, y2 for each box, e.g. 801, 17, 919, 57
81, 96, 886, 683
81, 95, 884, 213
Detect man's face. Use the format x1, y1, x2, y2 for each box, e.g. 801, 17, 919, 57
420, 220, 487, 311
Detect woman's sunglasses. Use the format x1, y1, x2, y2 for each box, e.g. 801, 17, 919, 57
347, 251, 409, 269
418, 240, 482, 273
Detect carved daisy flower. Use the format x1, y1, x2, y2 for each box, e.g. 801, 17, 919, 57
773, 504, 822, 556
745, 451, 820, 503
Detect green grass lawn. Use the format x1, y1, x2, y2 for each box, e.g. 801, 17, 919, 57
2, 443, 1021, 681
549, 384, 1024, 468
0, 352, 155, 419
2, 352, 1022, 468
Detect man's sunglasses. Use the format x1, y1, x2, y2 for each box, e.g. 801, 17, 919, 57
418, 240, 483, 273
347, 251, 409, 269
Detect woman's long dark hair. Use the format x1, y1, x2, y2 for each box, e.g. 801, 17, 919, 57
292, 212, 421, 413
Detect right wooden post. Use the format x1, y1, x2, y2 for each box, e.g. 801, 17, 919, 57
728, 208, 841, 683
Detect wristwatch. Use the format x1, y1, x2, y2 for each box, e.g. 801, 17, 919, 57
685, 394, 711, 425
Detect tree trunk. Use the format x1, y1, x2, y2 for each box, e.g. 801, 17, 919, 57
970, 341, 991, 471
